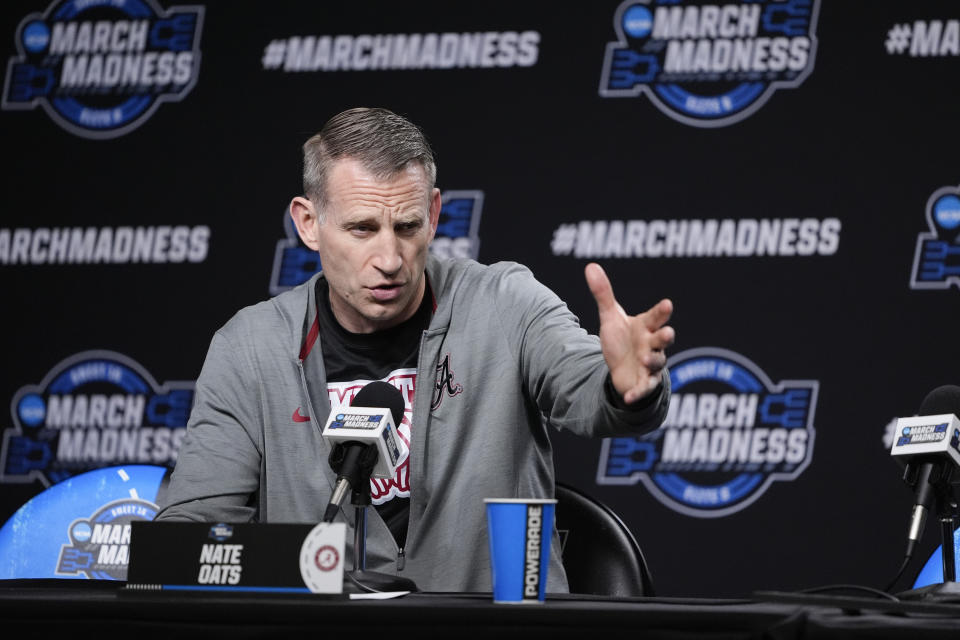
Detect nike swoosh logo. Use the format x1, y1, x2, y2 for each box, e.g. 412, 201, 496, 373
292, 408, 310, 423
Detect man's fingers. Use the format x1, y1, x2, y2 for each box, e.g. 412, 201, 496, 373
642, 298, 674, 331
648, 325, 675, 351
631, 319, 675, 353
623, 373, 663, 405
644, 349, 668, 372
585, 263, 619, 316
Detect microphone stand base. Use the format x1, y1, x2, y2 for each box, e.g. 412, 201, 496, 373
343, 569, 419, 594
897, 581, 960, 602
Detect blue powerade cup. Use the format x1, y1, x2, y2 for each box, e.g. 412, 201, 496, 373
484, 498, 557, 604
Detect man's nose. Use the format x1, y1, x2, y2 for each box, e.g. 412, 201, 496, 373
371, 230, 403, 274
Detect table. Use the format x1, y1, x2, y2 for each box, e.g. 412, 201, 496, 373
2, 579, 959, 638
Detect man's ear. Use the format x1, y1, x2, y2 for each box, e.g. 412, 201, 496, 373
426, 188, 441, 241
290, 196, 320, 251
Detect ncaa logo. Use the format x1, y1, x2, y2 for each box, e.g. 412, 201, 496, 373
599, 0, 820, 127
2, 0, 204, 139
910, 184, 960, 290
597, 347, 818, 517
270, 189, 484, 295
1, 351, 194, 487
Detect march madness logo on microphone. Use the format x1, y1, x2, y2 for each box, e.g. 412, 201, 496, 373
598, 0, 820, 127
270, 190, 484, 294
910, 183, 960, 290
2, 0, 204, 139
1, 350, 195, 487
326, 372, 415, 504
597, 347, 818, 517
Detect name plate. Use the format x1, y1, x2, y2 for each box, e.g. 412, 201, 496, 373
126, 521, 346, 594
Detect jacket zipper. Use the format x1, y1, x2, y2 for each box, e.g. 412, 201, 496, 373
397, 547, 405, 571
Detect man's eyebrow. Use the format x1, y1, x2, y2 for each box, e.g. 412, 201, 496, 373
339, 213, 380, 226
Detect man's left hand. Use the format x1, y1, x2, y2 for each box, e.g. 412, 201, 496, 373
585, 262, 675, 405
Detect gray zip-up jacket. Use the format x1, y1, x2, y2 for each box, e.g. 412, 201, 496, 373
156, 255, 670, 592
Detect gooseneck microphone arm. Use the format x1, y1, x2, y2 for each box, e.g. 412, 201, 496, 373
887, 385, 960, 594
889, 459, 958, 592
323, 441, 378, 523
904, 461, 937, 559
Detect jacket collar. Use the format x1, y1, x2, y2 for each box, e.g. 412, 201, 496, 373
298, 272, 324, 362
298, 254, 463, 359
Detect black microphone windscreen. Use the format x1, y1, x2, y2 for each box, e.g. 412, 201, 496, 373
918, 384, 960, 418
351, 380, 405, 428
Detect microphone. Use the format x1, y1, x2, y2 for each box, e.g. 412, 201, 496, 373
321, 381, 407, 523
890, 385, 960, 562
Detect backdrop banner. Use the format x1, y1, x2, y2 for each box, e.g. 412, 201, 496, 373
2, 0, 958, 598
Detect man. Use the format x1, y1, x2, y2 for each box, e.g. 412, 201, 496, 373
156, 107, 675, 593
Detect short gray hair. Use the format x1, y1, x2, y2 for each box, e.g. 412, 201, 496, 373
302, 107, 437, 222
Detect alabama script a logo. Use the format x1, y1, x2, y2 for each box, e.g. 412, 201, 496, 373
431, 354, 462, 410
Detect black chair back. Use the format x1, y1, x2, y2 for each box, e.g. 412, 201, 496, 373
555, 482, 655, 597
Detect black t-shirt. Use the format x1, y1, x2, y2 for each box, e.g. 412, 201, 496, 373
315, 276, 432, 550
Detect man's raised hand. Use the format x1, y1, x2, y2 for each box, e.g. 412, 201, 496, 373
585, 262, 675, 405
